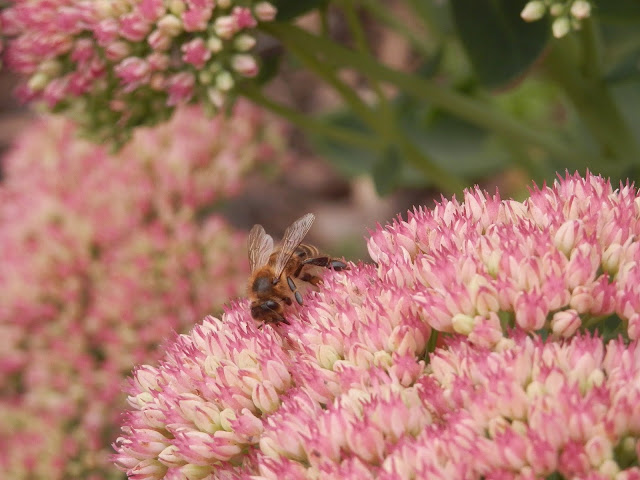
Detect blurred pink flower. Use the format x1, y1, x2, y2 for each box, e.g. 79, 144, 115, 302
113, 173, 640, 478
0, 0, 277, 142
0, 101, 288, 479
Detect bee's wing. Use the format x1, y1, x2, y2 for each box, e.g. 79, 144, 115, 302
273, 213, 315, 280
248, 224, 274, 272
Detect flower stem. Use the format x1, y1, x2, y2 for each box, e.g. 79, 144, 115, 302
241, 85, 385, 152
357, 0, 433, 58
262, 22, 597, 169
260, 24, 466, 193
542, 25, 640, 170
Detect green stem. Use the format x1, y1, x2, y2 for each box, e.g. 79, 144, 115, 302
578, 16, 602, 80
262, 22, 596, 169
241, 85, 385, 152
261, 24, 466, 192
341, 0, 394, 135
542, 34, 640, 169
358, 0, 433, 58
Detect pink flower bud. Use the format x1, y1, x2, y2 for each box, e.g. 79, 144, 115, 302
232, 7, 257, 29
157, 14, 182, 36
213, 15, 237, 39
181, 37, 211, 68
551, 309, 581, 337
166, 71, 195, 105
120, 12, 152, 42
115, 57, 151, 91
254, 2, 277, 22
148, 29, 171, 51
182, 6, 212, 32
104, 40, 130, 61
252, 381, 280, 414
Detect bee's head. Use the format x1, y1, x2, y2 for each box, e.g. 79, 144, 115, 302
251, 275, 273, 294
250, 299, 290, 325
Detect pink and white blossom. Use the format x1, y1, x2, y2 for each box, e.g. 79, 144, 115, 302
0, 0, 278, 143
0, 102, 288, 479
113, 173, 640, 478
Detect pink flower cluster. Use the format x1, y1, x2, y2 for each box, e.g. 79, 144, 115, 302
0, 0, 277, 142
0, 101, 287, 479
113, 173, 640, 478
368, 171, 638, 345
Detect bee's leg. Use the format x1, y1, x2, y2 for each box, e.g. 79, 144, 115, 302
294, 257, 348, 277
304, 257, 348, 270
299, 272, 323, 287
287, 276, 304, 305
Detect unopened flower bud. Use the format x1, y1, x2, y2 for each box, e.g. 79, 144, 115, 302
28, 72, 49, 91
179, 464, 212, 480
521, 1, 546, 21
207, 36, 223, 53
552, 17, 571, 38
452, 313, 475, 335
168, 0, 186, 16
214, 16, 236, 39
571, 0, 591, 19
318, 344, 340, 370
550, 3, 564, 16
158, 14, 182, 36
234, 34, 257, 52
551, 309, 581, 337
231, 54, 258, 77
39, 60, 62, 77
254, 2, 277, 21
216, 71, 234, 91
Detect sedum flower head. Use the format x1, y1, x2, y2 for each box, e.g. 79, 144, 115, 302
113, 287, 640, 478
0, 101, 287, 479
0, 0, 277, 143
521, 0, 593, 38
368, 171, 640, 345
114, 173, 640, 478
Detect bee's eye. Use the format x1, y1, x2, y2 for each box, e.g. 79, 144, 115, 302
264, 300, 278, 310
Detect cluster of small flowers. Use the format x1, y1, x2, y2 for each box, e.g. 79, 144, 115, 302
0, 101, 287, 479
113, 173, 640, 478
0, 0, 277, 142
521, 0, 592, 38
368, 171, 639, 345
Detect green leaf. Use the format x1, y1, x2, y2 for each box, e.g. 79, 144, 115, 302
394, 95, 509, 177
372, 148, 403, 196
450, 0, 550, 88
272, 0, 329, 21
310, 111, 378, 178
595, 0, 640, 19
255, 48, 284, 85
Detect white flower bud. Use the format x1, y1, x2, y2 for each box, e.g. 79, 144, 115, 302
157, 14, 182, 36
215, 71, 234, 91
521, 1, 546, 21
571, 1, 591, 19
452, 313, 475, 335
28, 72, 49, 91
254, 2, 277, 21
552, 17, 571, 38
169, 0, 186, 16
317, 344, 340, 370
207, 36, 223, 53
234, 34, 257, 52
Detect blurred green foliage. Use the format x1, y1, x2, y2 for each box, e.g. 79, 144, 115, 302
254, 0, 640, 195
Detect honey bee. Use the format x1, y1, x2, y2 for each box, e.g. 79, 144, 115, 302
247, 213, 348, 325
